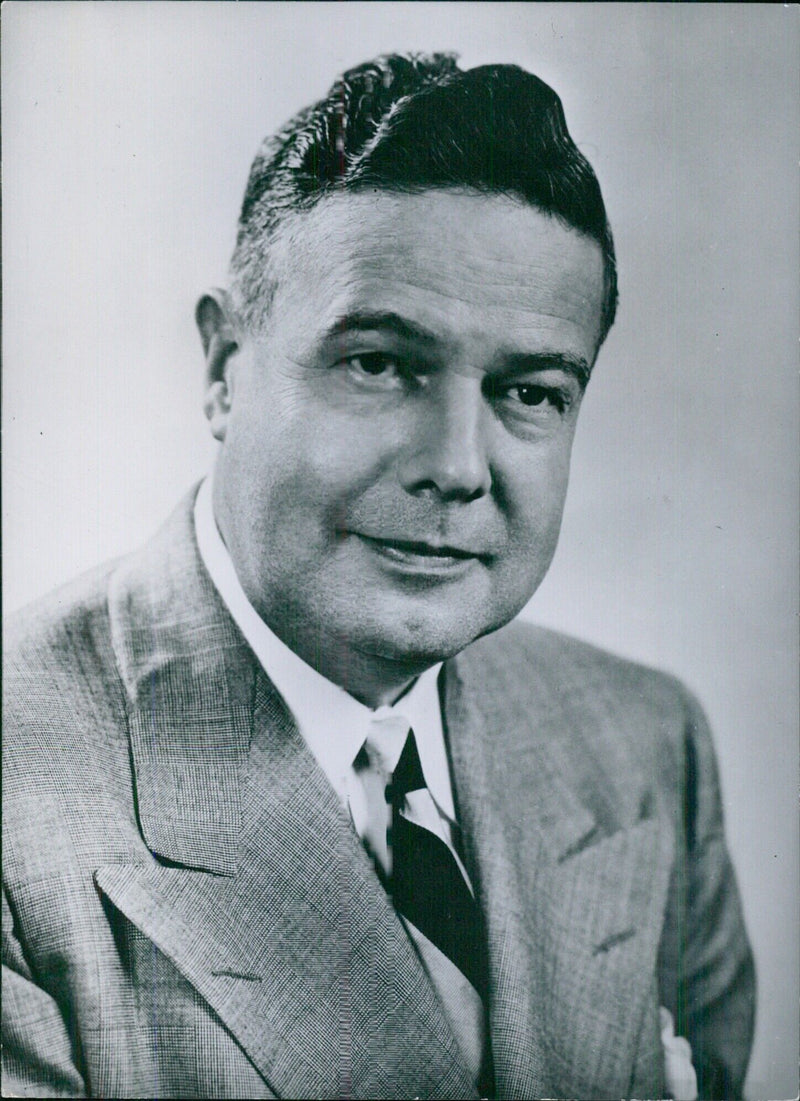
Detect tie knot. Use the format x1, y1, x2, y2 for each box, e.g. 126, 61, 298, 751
363, 712, 411, 776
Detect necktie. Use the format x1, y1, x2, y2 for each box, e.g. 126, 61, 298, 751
356, 722, 494, 1096
356, 722, 490, 1001
386, 730, 490, 1003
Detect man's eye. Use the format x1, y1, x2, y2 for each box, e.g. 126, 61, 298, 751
506, 384, 568, 413
515, 384, 548, 406
344, 352, 401, 379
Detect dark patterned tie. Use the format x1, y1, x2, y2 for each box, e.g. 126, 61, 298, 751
385, 729, 490, 1005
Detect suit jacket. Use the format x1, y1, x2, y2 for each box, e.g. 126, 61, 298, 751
3, 491, 754, 1100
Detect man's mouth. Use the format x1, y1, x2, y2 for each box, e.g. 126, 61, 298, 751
353, 533, 486, 570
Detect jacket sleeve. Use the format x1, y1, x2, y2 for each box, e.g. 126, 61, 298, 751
659, 688, 756, 1100
2, 888, 87, 1099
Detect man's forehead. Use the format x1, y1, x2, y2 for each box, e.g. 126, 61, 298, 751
266, 189, 605, 353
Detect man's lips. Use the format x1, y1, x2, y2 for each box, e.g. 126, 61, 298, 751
350, 533, 491, 564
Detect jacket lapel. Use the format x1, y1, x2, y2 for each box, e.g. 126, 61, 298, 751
104, 494, 476, 1099
444, 636, 673, 1100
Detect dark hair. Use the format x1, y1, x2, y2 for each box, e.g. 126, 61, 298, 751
231, 53, 617, 348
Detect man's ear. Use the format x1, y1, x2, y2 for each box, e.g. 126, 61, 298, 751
196, 289, 241, 442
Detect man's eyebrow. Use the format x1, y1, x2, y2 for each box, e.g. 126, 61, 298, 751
327, 312, 439, 348
500, 351, 592, 387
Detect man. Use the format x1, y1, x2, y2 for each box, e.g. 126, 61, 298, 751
3, 54, 754, 1100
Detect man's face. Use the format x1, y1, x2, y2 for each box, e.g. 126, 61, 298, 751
211, 190, 604, 693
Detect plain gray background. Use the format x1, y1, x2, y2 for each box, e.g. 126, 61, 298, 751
3, 4, 798, 1098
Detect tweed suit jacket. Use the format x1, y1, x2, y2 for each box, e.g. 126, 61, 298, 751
3, 492, 754, 1100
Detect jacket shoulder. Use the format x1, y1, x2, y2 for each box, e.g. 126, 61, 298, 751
5, 562, 118, 687
3, 561, 128, 756
457, 619, 710, 828
466, 617, 693, 712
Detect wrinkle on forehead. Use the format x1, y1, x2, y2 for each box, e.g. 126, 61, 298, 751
266, 189, 605, 358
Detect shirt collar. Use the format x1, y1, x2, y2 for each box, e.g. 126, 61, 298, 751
193, 473, 455, 820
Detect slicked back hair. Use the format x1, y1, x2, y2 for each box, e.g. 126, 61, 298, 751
230, 53, 618, 350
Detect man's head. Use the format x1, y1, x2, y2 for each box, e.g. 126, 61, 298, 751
198, 55, 615, 704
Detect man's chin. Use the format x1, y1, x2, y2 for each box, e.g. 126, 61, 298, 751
350, 609, 505, 671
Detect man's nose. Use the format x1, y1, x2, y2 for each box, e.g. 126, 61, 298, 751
397, 375, 492, 502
